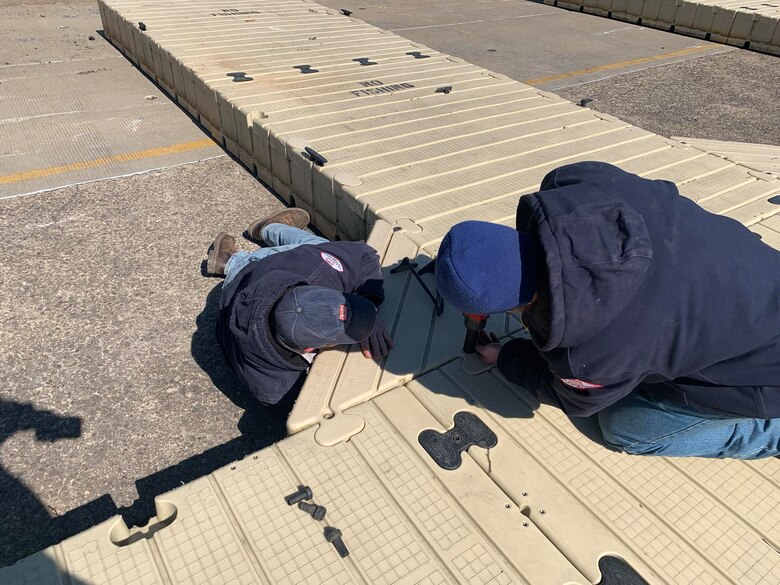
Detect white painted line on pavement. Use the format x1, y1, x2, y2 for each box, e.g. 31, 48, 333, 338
390, 12, 557, 32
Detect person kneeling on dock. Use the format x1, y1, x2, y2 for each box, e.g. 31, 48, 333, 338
436, 161, 780, 459
205, 209, 393, 406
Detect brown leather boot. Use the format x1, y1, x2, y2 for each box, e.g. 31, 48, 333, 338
206, 232, 238, 277
246, 208, 310, 243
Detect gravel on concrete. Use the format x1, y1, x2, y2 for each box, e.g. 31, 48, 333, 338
0, 0, 101, 65
557, 50, 780, 145
0, 157, 291, 566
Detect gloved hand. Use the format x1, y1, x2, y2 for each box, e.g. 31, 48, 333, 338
475, 330, 502, 364
360, 315, 394, 360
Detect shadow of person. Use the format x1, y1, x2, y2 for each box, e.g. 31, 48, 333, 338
123, 281, 305, 528
190, 282, 293, 438
0, 399, 81, 567
191, 283, 254, 409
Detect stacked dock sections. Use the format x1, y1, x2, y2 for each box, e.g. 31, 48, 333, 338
549, 0, 780, 55
97, 0, 779, 244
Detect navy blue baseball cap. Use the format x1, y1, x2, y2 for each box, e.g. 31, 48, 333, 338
273, 285, 377, 350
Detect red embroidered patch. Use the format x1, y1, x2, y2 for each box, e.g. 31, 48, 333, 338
338, 304, 348, 322
560, 378, 604, 390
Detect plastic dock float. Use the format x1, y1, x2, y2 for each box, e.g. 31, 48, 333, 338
673, 138, 780, 176
546, 0, 780, 56
4, 1, 780, 583
94, 0, 780, 243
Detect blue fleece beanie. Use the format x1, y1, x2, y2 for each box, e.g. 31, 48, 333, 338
436, 221, 539, 314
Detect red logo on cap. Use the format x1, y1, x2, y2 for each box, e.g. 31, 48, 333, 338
338, 304, 348, 322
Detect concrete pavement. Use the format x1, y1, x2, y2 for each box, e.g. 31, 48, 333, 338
555, 49, 780, 144
0, 1, 223, 198
0, 0, 288, 566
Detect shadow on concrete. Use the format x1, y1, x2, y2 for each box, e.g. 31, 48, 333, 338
191, 283, 254, 410
0, 285, 293, 568
0, 399, 84, 567
191, 283, 303, 415
0, 404, 288, 569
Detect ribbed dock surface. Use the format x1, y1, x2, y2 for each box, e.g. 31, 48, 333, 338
673, 137, 780, 175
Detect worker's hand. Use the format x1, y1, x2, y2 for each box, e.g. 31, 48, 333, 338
475, 331, 501, 364
360, 315, 394, 360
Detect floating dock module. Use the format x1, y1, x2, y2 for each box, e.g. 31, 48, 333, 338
548, 0, 780, 55
97, 0, 780, 242
5, 315, 780, 583
674, 137, 780, 175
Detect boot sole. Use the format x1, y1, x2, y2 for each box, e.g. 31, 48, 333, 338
206, 232, 231, 276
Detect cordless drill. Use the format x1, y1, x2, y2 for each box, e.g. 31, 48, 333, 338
462, 313, 489, 353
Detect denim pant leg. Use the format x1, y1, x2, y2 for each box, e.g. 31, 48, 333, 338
261, 223, 328, 248
223, 224, 329, 287
597, 389, 780, 459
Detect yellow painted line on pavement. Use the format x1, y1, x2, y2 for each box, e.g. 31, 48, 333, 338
523, 45, 716, 85
0, 138, 216, 185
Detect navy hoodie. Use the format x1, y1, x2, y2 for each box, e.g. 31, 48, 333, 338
216, 241, 384, 405
497, 162, 780, 418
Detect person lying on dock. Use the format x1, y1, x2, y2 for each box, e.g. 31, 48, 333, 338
436, 161, 780, 459
205, 209, 393, 406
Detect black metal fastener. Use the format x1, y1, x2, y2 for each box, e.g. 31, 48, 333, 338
435, 86, 453, 94
304, 147, 328, 167
341, 8, 353, 16
390, 257, 444, 316
353, 57, 377, 66
138, 21, 147, 31
293, 64, 319, 74
299, 501, 327, 521
578, 98, 593, 107
406, 51, 430, 59
324, 527, 349, 557
284, 485, 312, 506
226, 71, 253, 82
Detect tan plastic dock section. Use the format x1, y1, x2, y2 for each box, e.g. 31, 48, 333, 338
4, 1, 780, 583
673, 138, 780, 176
94, 0, 780, 245
545, 0, 780, 55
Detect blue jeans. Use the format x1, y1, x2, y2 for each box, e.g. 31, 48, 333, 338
597, 389, 780, 459
223, 224, 328, 286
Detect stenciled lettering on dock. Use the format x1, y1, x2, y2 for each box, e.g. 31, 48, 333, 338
350, 80, 416, 97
